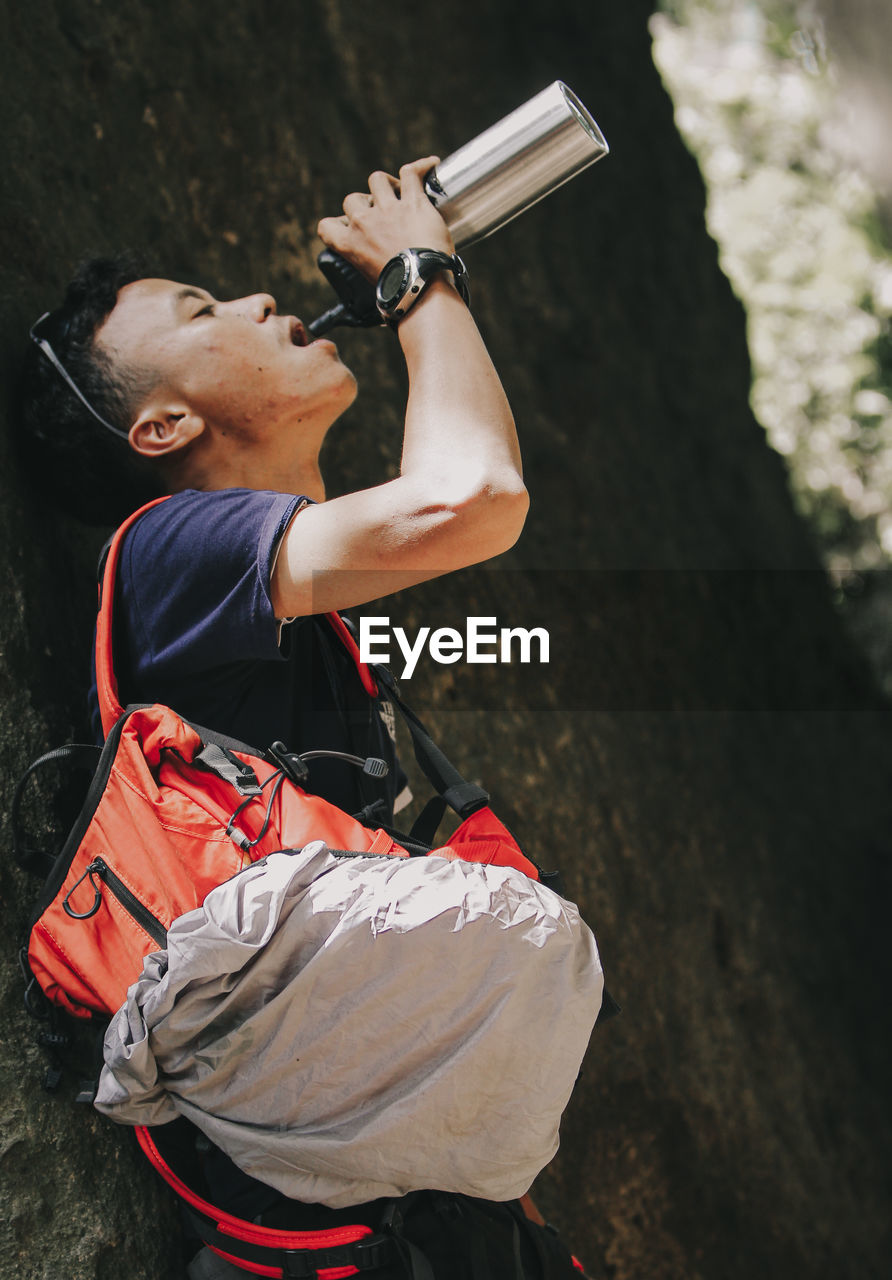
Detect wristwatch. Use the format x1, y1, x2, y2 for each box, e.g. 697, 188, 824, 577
375, 248, 470, 327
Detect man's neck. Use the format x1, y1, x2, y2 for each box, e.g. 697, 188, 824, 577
165, 447, 327, 503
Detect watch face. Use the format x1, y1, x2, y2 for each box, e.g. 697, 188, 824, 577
379, 257, 408, 307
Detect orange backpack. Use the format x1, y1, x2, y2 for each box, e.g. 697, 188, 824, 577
14, 497, 614, 1279
16, 497, 543, 1021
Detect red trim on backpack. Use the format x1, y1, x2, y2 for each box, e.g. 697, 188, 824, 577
206, 1245, 280, 1277
135, 1127, 372, 1266
207, 1244, 360, 1278
216, 1215, 371, 1251
324, 611, 379, 698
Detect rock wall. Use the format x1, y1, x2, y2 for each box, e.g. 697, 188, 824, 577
1, 2, 890, 1277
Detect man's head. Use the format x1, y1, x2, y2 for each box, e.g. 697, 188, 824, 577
17, 256, 357, 526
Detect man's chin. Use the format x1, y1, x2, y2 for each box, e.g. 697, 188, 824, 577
313, 375, 359, 436
338, 366, 360, 410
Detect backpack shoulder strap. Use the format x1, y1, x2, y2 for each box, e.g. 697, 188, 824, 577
95, 496, 171, 739
325, 609, 379, 697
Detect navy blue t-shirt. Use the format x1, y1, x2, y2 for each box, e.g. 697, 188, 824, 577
92, 488, 405, 818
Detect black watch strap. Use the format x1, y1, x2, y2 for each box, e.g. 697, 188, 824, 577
414, 249, 470, 304
376, 249, 470, 327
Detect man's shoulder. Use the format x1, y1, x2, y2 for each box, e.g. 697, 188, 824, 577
116, 489, 306, 673
123, 488, 306, 558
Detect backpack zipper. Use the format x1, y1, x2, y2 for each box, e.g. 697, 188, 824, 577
62, 857, 167, 949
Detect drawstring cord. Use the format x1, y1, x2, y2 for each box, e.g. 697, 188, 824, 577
225, 747, 388, 852
225, 767, 287, 852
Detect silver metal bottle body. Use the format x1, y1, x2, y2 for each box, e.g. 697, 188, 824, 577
424, 81, 609, 249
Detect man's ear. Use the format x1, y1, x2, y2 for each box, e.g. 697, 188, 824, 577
128, 406, 206, 458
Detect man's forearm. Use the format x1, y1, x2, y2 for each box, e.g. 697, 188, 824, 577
397, 275, 524, 490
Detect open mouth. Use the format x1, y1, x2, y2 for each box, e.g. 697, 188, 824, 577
288, 318, 308, 347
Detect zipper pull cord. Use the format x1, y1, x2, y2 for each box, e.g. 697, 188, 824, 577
62, 859, 105, 920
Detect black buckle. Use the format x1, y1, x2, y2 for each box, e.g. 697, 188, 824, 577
282, 1251, 316, 1279
268, 740, 310, 785
281, 1235, 392, 1278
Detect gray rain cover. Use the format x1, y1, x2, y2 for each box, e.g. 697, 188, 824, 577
96, 842, 603, 1207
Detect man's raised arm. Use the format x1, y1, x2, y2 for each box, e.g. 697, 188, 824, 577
271, 157, 528, 619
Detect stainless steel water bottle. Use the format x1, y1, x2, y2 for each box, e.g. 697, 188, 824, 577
308, 81, 608, 335
423, 81, 608, 248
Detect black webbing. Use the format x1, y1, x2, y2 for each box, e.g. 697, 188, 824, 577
388, 1234, 437, 1280
195, 743, 263, 796
373, 667, 489, 821
408, 795, 449, 846
11, 744, 103, 877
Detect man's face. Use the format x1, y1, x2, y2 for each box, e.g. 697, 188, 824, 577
95, 277, 358, 445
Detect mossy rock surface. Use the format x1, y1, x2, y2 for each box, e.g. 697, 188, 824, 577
1, 3, 890, 1277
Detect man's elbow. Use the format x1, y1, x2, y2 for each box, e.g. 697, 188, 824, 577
455, 474, 530, 559
485, 477, 530, 552
399, 472, 529, 569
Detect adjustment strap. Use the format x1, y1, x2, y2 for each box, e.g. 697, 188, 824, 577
409, 795, 448, 846
380, 1196, 437, 1280
322, 614, 490, 822
195, 744, 263, 796
373, 666, 489, 820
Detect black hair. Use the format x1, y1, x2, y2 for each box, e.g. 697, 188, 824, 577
15, 253, 166, 526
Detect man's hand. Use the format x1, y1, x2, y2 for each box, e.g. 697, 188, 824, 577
317, 157, 455, 283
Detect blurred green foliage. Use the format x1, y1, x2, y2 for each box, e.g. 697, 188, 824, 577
651, 0, 892, 589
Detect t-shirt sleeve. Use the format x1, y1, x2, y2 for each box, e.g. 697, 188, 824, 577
119, 488, 305, 683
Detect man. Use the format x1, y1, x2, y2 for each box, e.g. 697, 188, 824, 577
18, 158, 590, 1277
21, 156, 528, 804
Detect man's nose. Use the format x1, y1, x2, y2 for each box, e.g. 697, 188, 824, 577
230, 293, 277, 320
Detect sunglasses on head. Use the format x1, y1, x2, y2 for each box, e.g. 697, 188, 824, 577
28, 311, 130, 441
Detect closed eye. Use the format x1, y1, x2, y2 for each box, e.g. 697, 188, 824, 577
193, 303, 215, 318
